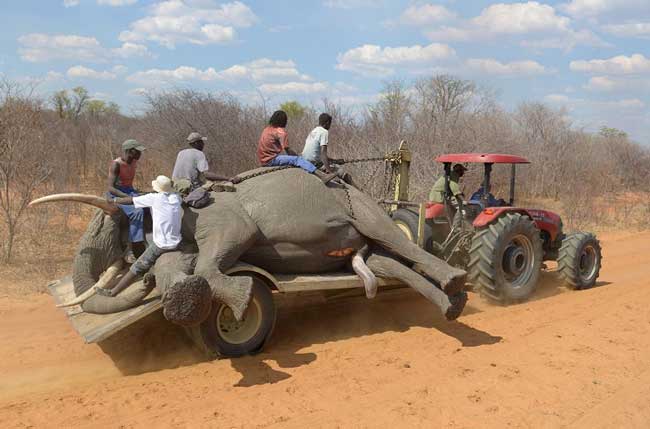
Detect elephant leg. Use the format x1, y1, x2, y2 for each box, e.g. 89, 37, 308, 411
365, 250, 467, 321
81, 274, 156, 314
344, 185, 466, 295
182, 202, 260, 323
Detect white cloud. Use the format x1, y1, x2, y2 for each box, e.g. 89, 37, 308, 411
570, 54, 650, 75
63, 0, 80, 7
112, 42, 152, 59
127, 58, 312, 87
18, 33, 151, 62
466, 58, 550, 76
584, 75, 650, 92
324, 0, 382, 9
544, 94, 570, 104
67, 65, 117, 80
98, 0, 137, 5
400, 4, 456, 26
119, 0, 257, 48
336, 42, 455, 76
127, 66, 222, 85
602, 22, 650, 39
560, 0, 648, 19
258, 82, 328, 95
424, 2, 606, 50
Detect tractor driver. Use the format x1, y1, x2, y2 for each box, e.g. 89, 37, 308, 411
428, 163, 467, 204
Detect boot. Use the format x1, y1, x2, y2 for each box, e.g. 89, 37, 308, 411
314, 170, 337, 183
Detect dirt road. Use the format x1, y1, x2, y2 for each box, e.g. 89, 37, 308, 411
1, 230, 650, 428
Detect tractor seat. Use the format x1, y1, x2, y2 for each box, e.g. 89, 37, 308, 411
425, 202, 446, 220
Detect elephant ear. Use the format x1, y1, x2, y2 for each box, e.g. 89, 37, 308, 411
162, 274, 212, 327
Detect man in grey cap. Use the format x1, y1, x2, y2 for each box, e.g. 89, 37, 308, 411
172, 132, 237, 190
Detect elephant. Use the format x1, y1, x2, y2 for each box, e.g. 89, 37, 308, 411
31, 167, 468, 334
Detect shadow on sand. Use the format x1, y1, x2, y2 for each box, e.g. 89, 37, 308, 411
98, 287, 501, 382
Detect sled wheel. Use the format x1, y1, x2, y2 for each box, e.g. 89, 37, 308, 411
557, 232, 602, 290
468, 212, 543, 303
189, 274, 276, 358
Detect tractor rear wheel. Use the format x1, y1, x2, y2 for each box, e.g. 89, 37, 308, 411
468, 213, 543, 303
188, 274, 276, 358
557, 232, 602, 290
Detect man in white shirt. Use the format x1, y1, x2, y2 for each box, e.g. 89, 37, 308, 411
172, 132, 238, 190
100, 175, 182, 297
302, 113, 354, 185
302, 113, 334, 172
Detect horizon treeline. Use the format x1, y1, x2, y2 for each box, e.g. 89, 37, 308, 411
1, 74, 649, 263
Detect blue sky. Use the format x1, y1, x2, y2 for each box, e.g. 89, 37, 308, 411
1, 0, 649, 142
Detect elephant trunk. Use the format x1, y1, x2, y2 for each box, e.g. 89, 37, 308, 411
57, 259, 124, 307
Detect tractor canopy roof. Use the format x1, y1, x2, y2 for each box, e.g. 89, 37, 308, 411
435, 153, 530, 164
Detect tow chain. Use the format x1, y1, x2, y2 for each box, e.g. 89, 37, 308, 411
233, 165, 297, 184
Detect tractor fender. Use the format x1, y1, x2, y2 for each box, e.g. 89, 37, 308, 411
472, 207, 561, 241
225, 263, 280, 291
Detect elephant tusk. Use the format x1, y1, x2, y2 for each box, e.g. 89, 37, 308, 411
57, 259, 124, 308
29, 193, 120, 215
352, 245, 377, 299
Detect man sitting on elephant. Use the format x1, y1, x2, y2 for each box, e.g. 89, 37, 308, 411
107, 139, 147, 262
99, 175, 182, 298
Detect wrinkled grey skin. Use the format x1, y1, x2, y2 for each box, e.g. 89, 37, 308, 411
70, 167, 467, 324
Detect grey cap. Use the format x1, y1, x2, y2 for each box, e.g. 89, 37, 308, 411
187, 132, 207, 144
122, 139, 146, 152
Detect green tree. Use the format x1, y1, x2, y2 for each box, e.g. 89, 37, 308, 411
85, 99, 120, 117
599, 126, 627, 139
280, 100, 306, 119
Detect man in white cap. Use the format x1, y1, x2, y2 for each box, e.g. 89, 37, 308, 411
100, 175, 182, 297
172, 132, 238, 190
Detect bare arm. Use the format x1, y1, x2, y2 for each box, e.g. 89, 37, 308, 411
110, 196, 134, 205
320, 145, 331, 173
107, 162, 129, 198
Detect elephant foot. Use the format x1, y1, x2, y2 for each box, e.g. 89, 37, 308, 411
445, 291, 468, 321
413, 263, 466, 296
209, 275, 253, 322
162, 274, 213, 327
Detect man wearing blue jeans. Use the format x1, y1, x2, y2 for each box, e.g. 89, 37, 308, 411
257, 110, 336, 183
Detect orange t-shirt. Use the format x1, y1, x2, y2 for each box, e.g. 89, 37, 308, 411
257, 126, 288, 165
112, 157, 137, 188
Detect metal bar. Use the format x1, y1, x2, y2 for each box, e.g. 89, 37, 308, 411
509, 164, 516, 206
482, 163, 493, 207
417, 203, 426, 248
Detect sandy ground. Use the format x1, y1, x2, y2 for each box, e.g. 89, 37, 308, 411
1, 230, 650, 428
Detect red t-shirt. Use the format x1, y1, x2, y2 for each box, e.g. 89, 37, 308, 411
257, 126, 288, 165
112, 157, 137, 188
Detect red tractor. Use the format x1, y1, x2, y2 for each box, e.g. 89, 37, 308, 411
388, 149, 602, 303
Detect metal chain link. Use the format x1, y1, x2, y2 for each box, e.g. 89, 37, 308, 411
234, 165, 297, 184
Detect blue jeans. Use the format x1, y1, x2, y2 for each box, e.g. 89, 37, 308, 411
108, 186, 144, 243
268, 155, 317, 173
130, 242, 175, 275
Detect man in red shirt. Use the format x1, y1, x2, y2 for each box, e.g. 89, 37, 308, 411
257, 110, 336, 183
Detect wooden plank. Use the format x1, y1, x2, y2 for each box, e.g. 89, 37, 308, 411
48, 271, 404, 344
48, 277, 163, 344
274, 273, 402, 293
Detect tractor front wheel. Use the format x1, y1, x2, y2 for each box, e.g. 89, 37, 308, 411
557, 232, 602, 290
468, 213, 543, 303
